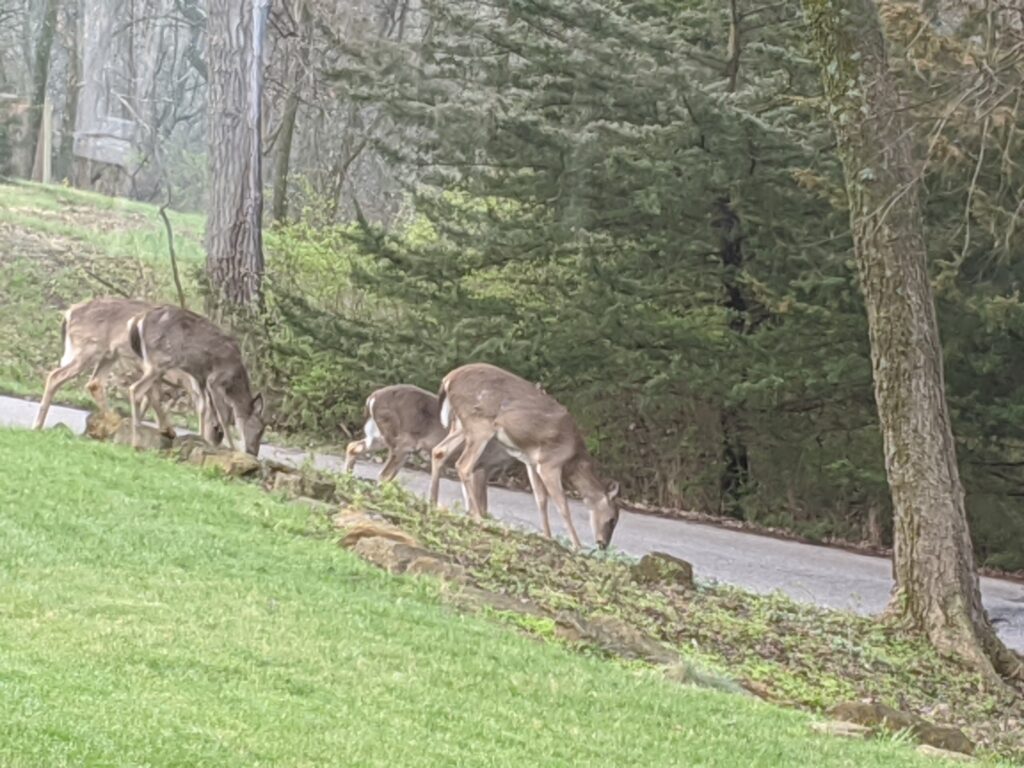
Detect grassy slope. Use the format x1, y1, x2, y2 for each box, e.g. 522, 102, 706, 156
0, 428, 947, 768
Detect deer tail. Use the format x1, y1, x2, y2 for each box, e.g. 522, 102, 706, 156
128, 315, 144, 359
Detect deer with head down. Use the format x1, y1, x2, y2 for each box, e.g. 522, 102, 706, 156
127, 305, 265, 456
33, 297, 222, 443
433, 363, 620, 550
346, 384, 510, 512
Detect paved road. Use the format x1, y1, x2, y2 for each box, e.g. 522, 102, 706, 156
6, 394, 1023, 651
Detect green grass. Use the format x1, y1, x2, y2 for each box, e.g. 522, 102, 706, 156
0, 429, 946, 767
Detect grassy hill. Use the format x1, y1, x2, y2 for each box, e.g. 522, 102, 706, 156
0, 427, 949, 767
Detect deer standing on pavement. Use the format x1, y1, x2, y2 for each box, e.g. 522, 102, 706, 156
127, 305, 265, 456
33, 297, 221, 443
433, 363, 620, 550
346, 384, 510, 512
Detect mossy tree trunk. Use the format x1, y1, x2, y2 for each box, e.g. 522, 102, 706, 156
801, 0, 1021, 681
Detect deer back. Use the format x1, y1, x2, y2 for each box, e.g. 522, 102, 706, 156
371, 384, 448, 449
444, 363, 586, 461
66, 297, 153, 360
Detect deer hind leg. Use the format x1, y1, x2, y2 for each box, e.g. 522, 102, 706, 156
429, 429, 466, 507
468, 465, 490, 517
344, 440, 366, 473
377, 443, 411, 484
536, 462, 582, 550
454, 431, 494, 521
83, 355, 117, 416
128, 365, 164, 450
525, 464, 552, 538
33, 353, 92, 430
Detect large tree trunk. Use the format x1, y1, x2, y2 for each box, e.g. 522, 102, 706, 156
26, 0, 59, 178
802, 0, 1021, 681
270, 0, 311, 223
56, 0, 80, 182
205, 0, 270, 308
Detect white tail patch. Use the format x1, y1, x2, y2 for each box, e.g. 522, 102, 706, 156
59, 321, 76, 367
440, 395, 452, 428
137, 316, 149, 364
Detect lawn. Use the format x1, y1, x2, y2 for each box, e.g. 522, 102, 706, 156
0, 428, 943, 767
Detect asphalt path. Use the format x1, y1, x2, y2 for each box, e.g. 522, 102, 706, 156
5, 394, 1022, 651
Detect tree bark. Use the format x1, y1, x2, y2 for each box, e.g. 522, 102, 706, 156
802, 0, 1022, 681
27, 0, 59, 178
271, 0, 311, 223
56, 0, 79, 181
205, 0, 270, 308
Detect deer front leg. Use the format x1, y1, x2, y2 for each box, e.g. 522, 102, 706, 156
536, 462, 582, 550
345, 440, 366, 473
207, 385, 238, 452
429, 429, 466, 507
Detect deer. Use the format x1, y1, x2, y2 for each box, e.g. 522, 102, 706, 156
346, 384, 510, 512
433, 363, 620, 550
33, 297, 222, 444
126, 305, 265, 456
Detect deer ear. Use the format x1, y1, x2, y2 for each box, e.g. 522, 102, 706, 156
607, 481, 620, 499
251, 393, 264, 416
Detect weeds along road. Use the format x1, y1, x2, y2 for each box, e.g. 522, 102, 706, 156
4, 393, 1022, 653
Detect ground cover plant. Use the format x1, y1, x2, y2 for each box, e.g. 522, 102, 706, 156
0, 427, 959, 767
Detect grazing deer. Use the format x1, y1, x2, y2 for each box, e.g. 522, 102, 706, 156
127, 305, 265, 456
347, 384, 510, 511
434, 363, 620, 550
33, 297, 222, 443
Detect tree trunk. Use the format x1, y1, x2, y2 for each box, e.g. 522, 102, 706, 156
56, 0, 80, 181
205, 0, 270, 308
27, 0, 60, 178
271, 0, 311, 223
802, 0, 1022, 681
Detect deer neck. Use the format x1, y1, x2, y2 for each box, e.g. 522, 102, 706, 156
565, 454, 605, 503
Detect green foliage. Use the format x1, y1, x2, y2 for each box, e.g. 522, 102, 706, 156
0, 427, 950, 767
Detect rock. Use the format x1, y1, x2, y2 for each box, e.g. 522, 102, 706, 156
913, 724, 975, 756
305, 476, 337, 502
340, 520, 419, 549
200, 451, 262, 477
449, 585, 550, 618
85, 410, 124, 441
272, 472, 304, 497
350, 536, 436, 574
811, 721, 871, 739
172, 434, 211, 461
631, 551, 695, 589
915, 745, 974, 762
555, 614, 679, 665
827, 701, 974, 755
271, 472, 336, 501
405, 556, 468, 584
49, 422, 75, 437
112, 421, 173, 452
